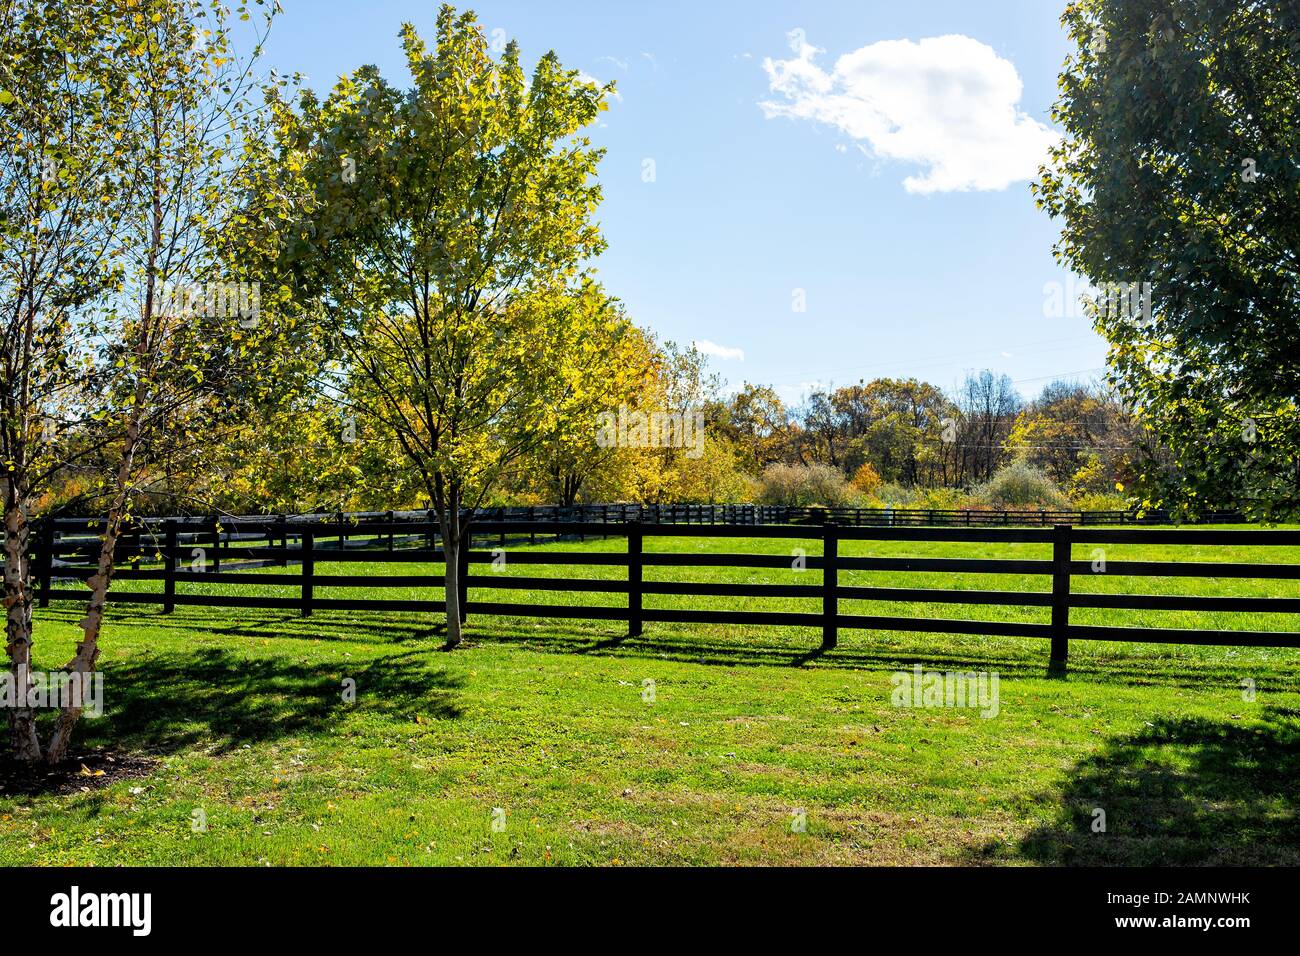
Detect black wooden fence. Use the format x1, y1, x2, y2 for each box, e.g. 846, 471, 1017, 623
356, 503, 1246, 527
27, 514, 1300, 666
30, 502, 1250, 531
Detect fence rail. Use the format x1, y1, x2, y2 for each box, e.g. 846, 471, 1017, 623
29, 501, 1249, 535
25, 514, 1300, 667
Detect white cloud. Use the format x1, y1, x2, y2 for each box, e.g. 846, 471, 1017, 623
694, 339, 745, 362
578, 72, 621, 102
759, 30, 1058, 194
598, 55, 629, 71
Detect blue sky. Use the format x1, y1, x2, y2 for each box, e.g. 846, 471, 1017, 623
262, 0, 1103, 404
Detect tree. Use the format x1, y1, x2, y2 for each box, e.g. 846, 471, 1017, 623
42, 0, 296, 763
266, 5, 620, 647
951, 371, 1022, 485
207, 389, 417, 514
0, 0, 127, 760
850, 461, 882, 497
716, 383, 789, 474
797, 388, 841, 468
1002, 379, 1157, 505
791, 379, 955, 487
528, 296, 653, 507
851, 378, 953, 486
1039, 0, 1300, 518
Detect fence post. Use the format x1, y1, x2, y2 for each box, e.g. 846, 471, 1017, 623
387, 510, 395, 552
1050, 523, 1072, 667
627, 520, 642, 638
277, 515, 288, 567
301, 527, 314, 617
163, 519, 177, 614
822, 521, 838, 650
37, 516, 54, 608
128, 516, 141, 573
211, 516, 221, 573
457, 523, 469, 625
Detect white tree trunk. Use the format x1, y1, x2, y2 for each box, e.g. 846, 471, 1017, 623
4, 496, 40, 761
45, 413, 141, 763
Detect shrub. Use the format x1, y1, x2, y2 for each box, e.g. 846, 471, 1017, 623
1071, 490, 1133, 512
868, 482, 973, 510
972, 461, 1069, 509
758, 462, 855, 507
850, 462, 883, 497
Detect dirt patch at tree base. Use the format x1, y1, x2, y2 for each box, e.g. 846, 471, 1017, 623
0, 749, 158, 797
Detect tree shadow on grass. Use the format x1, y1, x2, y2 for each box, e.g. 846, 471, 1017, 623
466, 619, 1300, 694
41, 604, 444, 645
73, 646, 463, 756
40, 603, 1300, 695
975, 706, 1300, 865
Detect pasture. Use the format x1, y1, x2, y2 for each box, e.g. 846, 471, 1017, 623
3, 526, 1298, 866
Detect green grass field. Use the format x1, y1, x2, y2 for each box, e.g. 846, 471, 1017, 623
3, 526, 1299, 866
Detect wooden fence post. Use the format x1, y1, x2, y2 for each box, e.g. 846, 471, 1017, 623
211, 516, 221, 573
277, 515, 288, 567
1050, 523, 1072, 667
457, 523, 469, 625
627, 520, 642, 638
128, 516, 141, 573
301, 527, 314, 617
822, 521, 838, 650
37, 516, 55, 608
163, 519, 177, 613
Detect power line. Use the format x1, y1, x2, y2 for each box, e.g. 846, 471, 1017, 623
763, 336, 1102, 387
1010, 367, 1108, 386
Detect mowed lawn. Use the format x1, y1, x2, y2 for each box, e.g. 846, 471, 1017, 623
3, 526, 1299, 866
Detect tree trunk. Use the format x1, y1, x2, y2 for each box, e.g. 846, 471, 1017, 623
45, 413, 142, 764
47, 119, 167, 763
439, 509, 463, 649
4, 495, 40, 762
44, 499, 125, 763
562, 473, 581, 508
